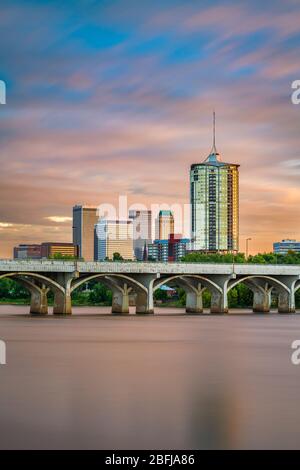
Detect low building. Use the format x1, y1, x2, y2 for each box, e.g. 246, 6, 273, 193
94, 219, 134, 261
41, 242, 78, 258
147, 243, 159, 261
13, 244, 42, 259
147, 236, 189, 262
273, 239, 300, 254
13, 243, 78, 259
168, 234, 190, 261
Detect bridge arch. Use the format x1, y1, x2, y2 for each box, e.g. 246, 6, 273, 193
228, 275, 290, 294
153, 274, 225, 314
227, 275, 293, 313
0, 273, 53, 315
153, 274, 222, 294
71, 273, 147, 294
71, 273, 150, 315
294, 281, 300, 294
0, 272, 64, 294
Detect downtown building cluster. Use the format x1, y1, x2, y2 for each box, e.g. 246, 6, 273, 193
13, 117, 245, 261
73, 206, 189, 262
71, 117, 241, 262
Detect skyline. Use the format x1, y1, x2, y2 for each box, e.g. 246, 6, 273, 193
1, 0, 300, 257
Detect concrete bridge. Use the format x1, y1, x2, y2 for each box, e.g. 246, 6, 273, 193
0, 260, 300, 315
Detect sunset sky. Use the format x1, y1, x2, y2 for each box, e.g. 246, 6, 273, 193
0, 0, 300, 258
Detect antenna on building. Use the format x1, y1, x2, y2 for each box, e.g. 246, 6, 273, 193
212, 110, 216, 152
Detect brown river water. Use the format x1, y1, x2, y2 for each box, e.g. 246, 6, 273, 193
1, 305, 300, 449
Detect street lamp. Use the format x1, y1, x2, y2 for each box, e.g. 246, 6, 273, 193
246, 238, 252, 259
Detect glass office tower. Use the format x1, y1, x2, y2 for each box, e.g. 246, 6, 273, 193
190, 115, 239, 252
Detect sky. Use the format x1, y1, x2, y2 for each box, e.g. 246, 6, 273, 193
0, 0, 300, 257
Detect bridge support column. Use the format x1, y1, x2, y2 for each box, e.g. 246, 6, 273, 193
186, 291, 203, 314
134, 275, 156, 314
30, 285, 48, 315
252, 290, 270, 313
112, 284, 131, 314
136, 289, 154, 314
53, 291, 72, 315
278, 290, 295, 314
52, 272, 75, 315
210, 291, 228, 314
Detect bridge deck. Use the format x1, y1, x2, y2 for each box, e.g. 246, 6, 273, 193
0, 260, 299, 276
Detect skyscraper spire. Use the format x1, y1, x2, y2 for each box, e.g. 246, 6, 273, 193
203, 111, 221, 163
212, 110, 216, 151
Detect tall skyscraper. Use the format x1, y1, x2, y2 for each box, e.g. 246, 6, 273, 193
128, 210, 152, 260
190, 114, 239, 252
73, 205, 98, 261
94, 219, 134, 261
156, 210, 174, 240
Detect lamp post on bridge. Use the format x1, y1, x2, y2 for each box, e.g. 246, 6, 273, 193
246, 238, 252, 260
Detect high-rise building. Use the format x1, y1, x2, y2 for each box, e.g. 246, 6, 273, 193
94, 219, 134, 261
128, 210, 152, 260
73, 205, 98, 261
190, 114, 239, 252
156, 210, 174, 240
273, 239, 300, 254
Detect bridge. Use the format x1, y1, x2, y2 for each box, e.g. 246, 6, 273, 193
0, 260, 299, 315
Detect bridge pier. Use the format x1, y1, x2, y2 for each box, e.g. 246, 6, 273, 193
278, 290, 295, 314
112, 288, 130, 314
210, 291, 228, 314
134, 275, 156, 314
53, 290, 72, 315
276, 276, 298, 314
185, 291, 203, 314
30, 285, 48, 315
136, 290, 154, 314
208, 275, 233, 314
52, 272, 75, 315
179, 279, 204, 314
242, 280, 271, 313
252, 289, 270, 313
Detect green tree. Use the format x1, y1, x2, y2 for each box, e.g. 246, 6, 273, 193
113, 252, 123, 261
154, 288, 168, 301
50, 253, 78, 261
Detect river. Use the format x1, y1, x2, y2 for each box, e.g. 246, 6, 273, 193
0, 305, 300, 449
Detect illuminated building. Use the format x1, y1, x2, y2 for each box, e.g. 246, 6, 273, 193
190, 113, 239, 252
41, 243, 78, 258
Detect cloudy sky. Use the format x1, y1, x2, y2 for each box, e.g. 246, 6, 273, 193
0, 0, 300, 257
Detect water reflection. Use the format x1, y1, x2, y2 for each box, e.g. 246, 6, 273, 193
0, 305, 300, 449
